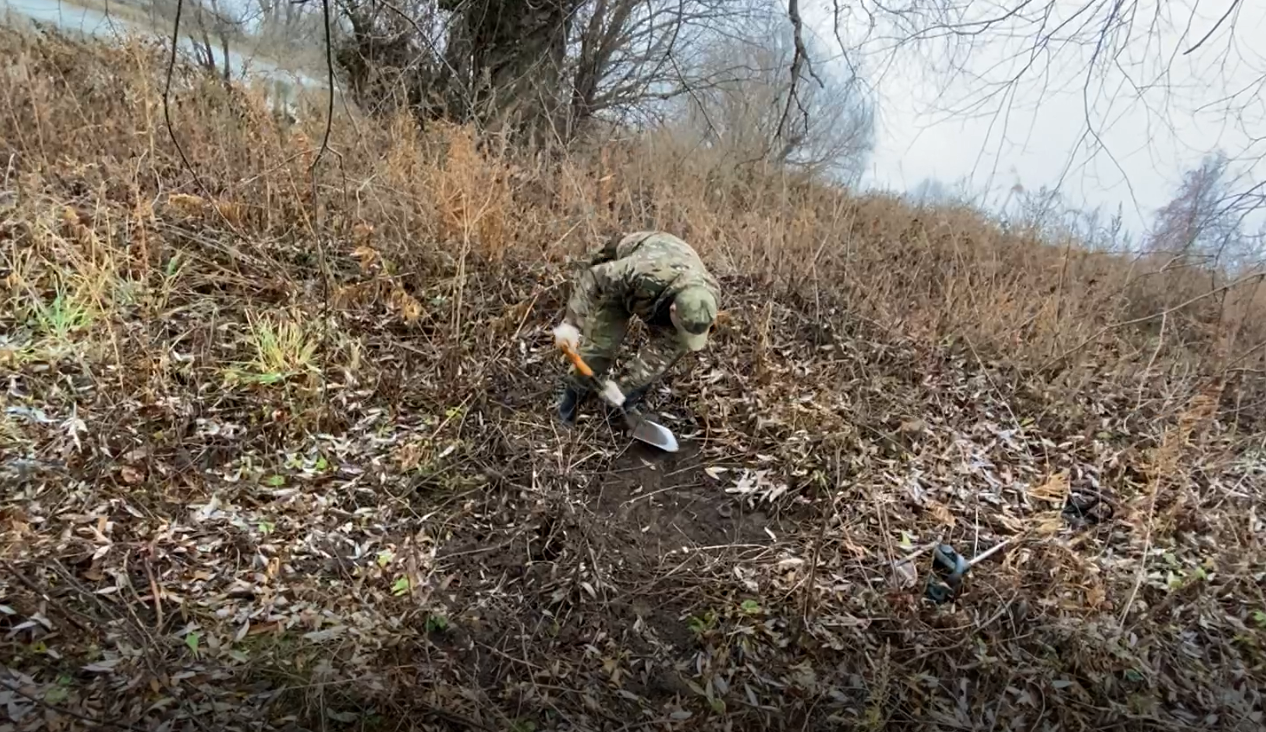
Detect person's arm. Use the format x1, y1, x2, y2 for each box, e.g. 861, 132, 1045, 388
562, 235, 627, 324
564, 257, 632, 326
586, 234, 623, 266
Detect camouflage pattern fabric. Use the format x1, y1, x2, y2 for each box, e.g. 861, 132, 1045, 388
564, 231, 720, 398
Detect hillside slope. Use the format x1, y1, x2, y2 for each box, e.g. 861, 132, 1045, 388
2, 28, 1264, 731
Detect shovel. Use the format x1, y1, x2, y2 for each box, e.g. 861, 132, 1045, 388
558, 341, 679, 453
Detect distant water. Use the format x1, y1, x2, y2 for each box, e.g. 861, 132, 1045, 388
0, 0, 326, 91
1, 0, 132, 36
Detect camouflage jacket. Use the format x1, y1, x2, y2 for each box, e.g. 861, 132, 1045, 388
569, 231, 720, 330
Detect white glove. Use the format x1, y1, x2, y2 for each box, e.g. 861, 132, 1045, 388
553, 321, 581, 350
599, 380, 626, 407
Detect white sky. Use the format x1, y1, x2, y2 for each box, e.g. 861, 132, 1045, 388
801, 0, 1266, 239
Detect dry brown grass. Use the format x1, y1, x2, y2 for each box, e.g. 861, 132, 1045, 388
2, 26, 1265, 732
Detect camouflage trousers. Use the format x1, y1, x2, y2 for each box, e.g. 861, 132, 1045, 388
563, 302, 686, 403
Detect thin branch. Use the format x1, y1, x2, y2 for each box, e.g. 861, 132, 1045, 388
162, 0, 206, 194
312, 0, 335, 172
1183, 0, 1243, 55
774, 0, 817, 153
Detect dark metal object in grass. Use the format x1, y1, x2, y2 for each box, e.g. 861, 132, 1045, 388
925, 539, 1013, 604
926, 544, 970, 603
1063, 493, 1115, 526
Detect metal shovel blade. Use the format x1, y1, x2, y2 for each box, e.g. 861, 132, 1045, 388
627, 415, 679, 452
556, 341, 678, 452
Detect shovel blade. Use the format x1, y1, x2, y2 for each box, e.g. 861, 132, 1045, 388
628, 415, 679, 452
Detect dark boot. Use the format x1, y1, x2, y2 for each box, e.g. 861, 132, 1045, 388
557, 383, 587, 425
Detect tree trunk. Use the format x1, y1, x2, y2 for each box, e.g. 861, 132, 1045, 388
193, 7, 216, 75
219, 31, 231, 82
443, 0, 583, 145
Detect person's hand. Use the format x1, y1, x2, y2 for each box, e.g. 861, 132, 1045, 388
553, 321, 581, 351
599, 380, 626, 407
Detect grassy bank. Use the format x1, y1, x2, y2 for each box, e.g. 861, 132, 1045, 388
2, 26, 1264, 731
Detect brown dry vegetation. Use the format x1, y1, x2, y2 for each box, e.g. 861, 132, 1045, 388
2, 26, 1266, 732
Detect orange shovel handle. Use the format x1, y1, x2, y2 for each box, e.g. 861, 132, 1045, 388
560, 343, 595, 378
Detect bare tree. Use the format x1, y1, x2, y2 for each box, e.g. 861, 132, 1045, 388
564, 0, 765, 133
176, 0, 267, 81
258, 0, 312, 35
443, 0, 585, 141
331, 0, 781, 143
1146, 151, 1259, 272
674, 12, 875, 181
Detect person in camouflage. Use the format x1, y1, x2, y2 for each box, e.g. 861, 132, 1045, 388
555, 231, 720, 424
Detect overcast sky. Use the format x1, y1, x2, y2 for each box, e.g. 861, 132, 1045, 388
801, 0, 1266, 240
